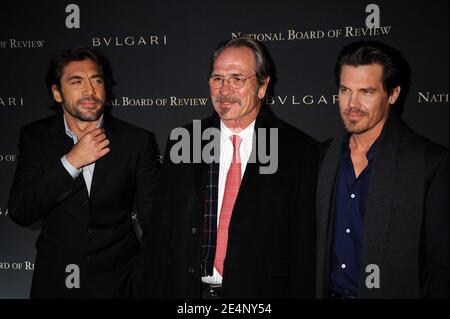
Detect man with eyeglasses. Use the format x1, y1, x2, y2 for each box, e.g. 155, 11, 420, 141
137, 37, 318, 299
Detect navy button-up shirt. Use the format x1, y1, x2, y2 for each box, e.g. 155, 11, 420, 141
330, 135, 379, 298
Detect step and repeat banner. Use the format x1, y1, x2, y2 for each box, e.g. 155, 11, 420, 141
0, 0, 448, 298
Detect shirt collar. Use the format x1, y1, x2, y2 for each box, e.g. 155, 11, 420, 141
63, 114, 104, 139
220, 120, 255, 145
366, 137, 380, 161
341, 133, 380, 162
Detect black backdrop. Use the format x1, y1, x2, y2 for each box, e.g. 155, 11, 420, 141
0, 0, 448, 298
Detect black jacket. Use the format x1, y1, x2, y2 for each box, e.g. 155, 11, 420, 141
139, 108, 318, 298
8, 114, 160, 298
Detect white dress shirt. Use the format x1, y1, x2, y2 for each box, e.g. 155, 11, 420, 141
202, 119, 255, 285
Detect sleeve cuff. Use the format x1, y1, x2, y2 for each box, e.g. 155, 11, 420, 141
61, 155, 82, 179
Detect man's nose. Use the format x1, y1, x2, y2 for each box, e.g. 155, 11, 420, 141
82, 80, 96, 95
219, 79, 234, 96
348, 92, 359, 107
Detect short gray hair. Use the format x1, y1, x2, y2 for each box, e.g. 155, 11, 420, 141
210, 36, 272, 86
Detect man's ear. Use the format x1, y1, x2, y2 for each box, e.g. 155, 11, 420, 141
388, 86, 401, 105
51, 84, 63, 103
257, 76, 270, 100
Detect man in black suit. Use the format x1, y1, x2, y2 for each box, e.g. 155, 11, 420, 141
8, 47, 160, 298
316, 41, 449, 299
139, 37, 318, 299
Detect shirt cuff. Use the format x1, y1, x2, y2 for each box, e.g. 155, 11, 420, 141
61, 155, 82, 179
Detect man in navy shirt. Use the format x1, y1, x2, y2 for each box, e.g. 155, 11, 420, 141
316, 41, 448, 298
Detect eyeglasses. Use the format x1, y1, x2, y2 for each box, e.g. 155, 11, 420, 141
209, 74, 256, 89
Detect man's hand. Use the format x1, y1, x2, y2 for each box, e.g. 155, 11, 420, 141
66, 128, 110, 169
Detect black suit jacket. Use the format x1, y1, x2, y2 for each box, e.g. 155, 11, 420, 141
140, 108, 318, 298
8, 114, 160, 298
316, 114, 449, 298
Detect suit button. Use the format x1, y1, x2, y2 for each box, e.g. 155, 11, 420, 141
87, 228, 93, 235
188, 267, 195, 274
84, 254, 91, 261
192, 227, 197, 235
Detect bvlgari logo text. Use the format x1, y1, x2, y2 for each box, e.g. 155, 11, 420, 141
0, 39, 45, 49
0, 97, 24, 107
107, 96, 208, 107
92, 35, 168, 47
266, 94, 339, 106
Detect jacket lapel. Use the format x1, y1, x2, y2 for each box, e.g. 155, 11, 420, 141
47, 114, 89, 224
358, 114, 425, 297
316, 129, 346, 297
238, 108, 271, 194
48, 114, 88, 195
89, 115, 115, 199
359, 115, 401, 273
47, 114, 75, 163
